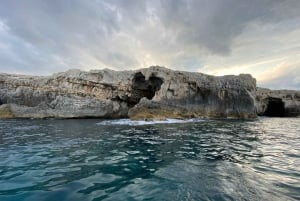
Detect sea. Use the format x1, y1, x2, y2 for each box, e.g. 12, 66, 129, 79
0, 117, 299, 201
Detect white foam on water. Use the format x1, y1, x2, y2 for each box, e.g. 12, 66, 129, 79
96, 118, 205, 126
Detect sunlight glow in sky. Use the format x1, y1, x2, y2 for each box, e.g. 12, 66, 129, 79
0, 0, 300, 89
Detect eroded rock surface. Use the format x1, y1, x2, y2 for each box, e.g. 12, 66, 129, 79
128, 67, 257, 119
256, 88, 300, 117
0, 66, 263, 119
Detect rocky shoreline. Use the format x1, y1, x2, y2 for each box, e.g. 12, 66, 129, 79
0, 66, 299, 119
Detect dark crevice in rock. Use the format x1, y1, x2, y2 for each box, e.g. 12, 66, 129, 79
129, 72, 163, 107
0, 97, 6, 105
148, 75, 164, 92
195, 87, 210, 104
263, 98, 285, 117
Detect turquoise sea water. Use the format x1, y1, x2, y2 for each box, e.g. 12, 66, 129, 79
0, 117, 299, 201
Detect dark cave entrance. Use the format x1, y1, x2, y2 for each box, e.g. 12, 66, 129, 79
263, 98, 285, 117
129, 72, 164, 106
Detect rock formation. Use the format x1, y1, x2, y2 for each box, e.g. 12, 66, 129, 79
256, 88, 300, 117
128, 67, 257, 119
0, 66, 298, 119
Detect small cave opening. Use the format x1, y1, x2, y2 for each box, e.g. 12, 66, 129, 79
0, 98, 4, 106
263, 98, 285, 117
129, 72, 164, 106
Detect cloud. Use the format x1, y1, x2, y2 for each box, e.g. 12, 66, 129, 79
257, 62, 300, 89
0, 0, 299, 89
157, 0, 300, 54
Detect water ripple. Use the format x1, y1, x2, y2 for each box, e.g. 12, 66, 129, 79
0, 118, 299, 200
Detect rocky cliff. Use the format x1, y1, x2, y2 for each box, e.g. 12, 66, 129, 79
256, 88, 300, 117
0, 66, 288, 119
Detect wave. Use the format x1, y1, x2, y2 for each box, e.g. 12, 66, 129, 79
96, 118, 205, 126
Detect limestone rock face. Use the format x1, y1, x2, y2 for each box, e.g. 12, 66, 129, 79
0, 69, 133, 118
256, 88, 300, 117
0, 66, 258, 119
129, 67, 257, 119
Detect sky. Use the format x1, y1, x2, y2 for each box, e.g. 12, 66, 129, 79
0, 0, 300, 89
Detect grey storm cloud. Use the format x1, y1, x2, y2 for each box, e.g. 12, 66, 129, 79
158, 0, 300, 54
0, 0, 299, 78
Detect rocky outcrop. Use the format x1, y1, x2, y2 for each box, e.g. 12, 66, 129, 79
256, 88, 300, 117
0, 66, 259, 119
128, 67, 257, 119
0, 69, 133, 118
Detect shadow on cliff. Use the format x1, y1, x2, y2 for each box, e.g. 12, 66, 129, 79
260, 97, 300, 117
263, 98, 285, 117
128, 72, 164, 107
